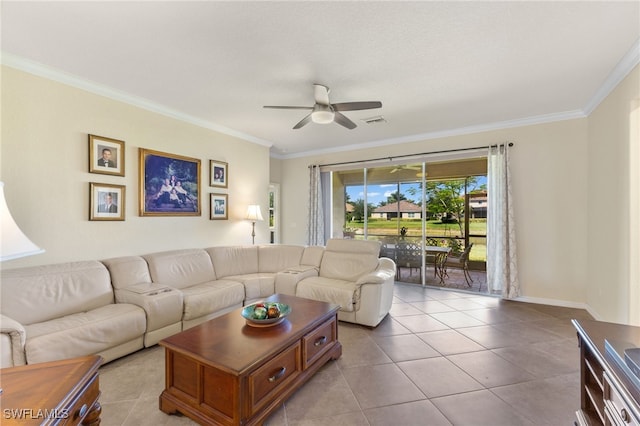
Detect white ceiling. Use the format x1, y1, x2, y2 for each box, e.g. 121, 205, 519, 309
2, 1, 639, 158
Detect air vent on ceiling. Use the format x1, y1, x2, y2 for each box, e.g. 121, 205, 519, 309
362, 115, 387, 124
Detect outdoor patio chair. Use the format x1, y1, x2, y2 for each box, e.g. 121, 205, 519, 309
380, 242, 396, 260
443, 242, 474, 286
395, 241, 422, 281
425, 237, 441, 278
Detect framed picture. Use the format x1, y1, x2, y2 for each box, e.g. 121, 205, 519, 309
210, 160, 228, 188
210, 193, 228, 220
139, 148, 201, 216
90, 182, 125, 221
89, 134, 125, 176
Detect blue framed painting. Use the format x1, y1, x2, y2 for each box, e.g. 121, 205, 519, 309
139, 148, 201, 216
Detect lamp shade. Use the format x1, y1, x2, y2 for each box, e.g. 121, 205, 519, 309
0, 182, 44, 261
245, 205, 264, 222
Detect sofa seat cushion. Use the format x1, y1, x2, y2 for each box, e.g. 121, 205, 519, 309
180, 280, 245, 321
296, 277, 358, 312
24, 303, 146, 364
224, 273, 275, 301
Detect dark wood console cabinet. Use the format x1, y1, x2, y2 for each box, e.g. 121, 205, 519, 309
573, 319, 640, 426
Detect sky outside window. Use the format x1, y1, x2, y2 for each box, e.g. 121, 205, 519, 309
346, 176, 487, 206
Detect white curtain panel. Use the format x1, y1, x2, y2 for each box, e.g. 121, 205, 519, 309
307, 165, 325, 246
487, 144, 520, 298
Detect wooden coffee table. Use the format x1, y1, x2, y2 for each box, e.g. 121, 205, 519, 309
1, 355, 102, 425
159, 294, 342, 426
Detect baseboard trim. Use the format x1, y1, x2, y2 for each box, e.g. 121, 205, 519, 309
513, 295, 602, 320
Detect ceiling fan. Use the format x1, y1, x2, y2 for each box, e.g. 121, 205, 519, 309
390, 164, 422, 173
263, 84, 382, 130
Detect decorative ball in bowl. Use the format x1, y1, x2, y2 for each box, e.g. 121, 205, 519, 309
242, 302, 291, 327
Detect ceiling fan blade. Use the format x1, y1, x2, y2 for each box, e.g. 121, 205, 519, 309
334, 112, 357, 130
314, 84, 330, 106
332, 101, 382, 112
293, 113, 313, 129
263, 105, 314, 110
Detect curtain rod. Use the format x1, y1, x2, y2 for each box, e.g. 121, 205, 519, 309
311, 142, 514, 168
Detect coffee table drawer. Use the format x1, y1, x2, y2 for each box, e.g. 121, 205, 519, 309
249, 341, 302, 413
303, 317, 337, 368
63, 372, 100, 425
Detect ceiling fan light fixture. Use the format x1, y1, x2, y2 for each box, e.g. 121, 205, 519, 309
264, 84, 381, 129
311, 105, 335, 124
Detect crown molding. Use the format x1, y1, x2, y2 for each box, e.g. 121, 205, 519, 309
583, 37, 640, 115
0, 52, 273, 149
274, 109, 586, 160
3, 38, 636, 162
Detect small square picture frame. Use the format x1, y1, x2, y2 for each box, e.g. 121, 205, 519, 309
210, 160, 228, 188
210, 193, 228, 220
90, 182, 125, 221
89, 134, 125, 176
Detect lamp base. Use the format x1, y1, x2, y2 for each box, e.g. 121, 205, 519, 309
251, 221, 256, 245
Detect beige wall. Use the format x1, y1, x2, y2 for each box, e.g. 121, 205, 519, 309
277, 119, 590, 308
1, 66, 271, 268
587, 65, 640, 324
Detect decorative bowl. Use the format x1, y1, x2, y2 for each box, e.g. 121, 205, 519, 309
241, 302, 291, 327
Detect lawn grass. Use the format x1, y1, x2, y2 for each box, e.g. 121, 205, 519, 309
347, 219, 486, 237
347, 219, 487, 261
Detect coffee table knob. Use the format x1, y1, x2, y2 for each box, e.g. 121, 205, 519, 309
314, 336, 327, 347
268, 367, 286, 383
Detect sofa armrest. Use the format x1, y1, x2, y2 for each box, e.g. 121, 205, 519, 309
1, 314, 27, 367
275, 266, 319, 295
115, 283, 183, 332
355, 258, 396, 286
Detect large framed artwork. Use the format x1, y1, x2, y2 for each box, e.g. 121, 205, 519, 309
139, 148, 201, 216
90, 182, 125, 221
209, 160, 228, 188
210, 193, 228, 220
89, 134, 125, 176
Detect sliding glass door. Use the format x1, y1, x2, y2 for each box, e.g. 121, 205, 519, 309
331, 156, 487, 289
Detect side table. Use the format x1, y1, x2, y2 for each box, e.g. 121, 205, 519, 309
0, 355, 103, 425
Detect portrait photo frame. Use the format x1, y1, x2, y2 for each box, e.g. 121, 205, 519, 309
210, 193, 228, 220
209, 160, 228, 188
89, 134, 125, 176
90, 182, 125, 221
139, 148, 201, 216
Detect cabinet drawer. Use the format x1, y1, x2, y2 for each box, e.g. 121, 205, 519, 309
249, 342, 301, 413
63, 372, 100, 425
303, 317, 337, 369
605, 373, 640, 426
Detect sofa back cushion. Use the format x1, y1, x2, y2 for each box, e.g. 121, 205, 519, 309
301, 246, 325, 268
319, 239, 381, 281
101, 256, 152, 289
257, 245, 304, 273
143, 249, 215, 289
206, 246, 258, 278
0, 261, 114, 326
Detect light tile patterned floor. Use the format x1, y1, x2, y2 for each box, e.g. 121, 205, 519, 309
98, 283, 593, 425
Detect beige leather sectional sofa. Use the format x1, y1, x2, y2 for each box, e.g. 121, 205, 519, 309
0, 239, 395, 368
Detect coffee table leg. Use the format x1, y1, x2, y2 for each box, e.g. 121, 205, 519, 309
82, 401, 102, 426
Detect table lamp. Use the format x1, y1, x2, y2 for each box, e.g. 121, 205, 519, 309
0, 182, 44, 394
1, 182, 44, 261
245, 204, 263, 245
